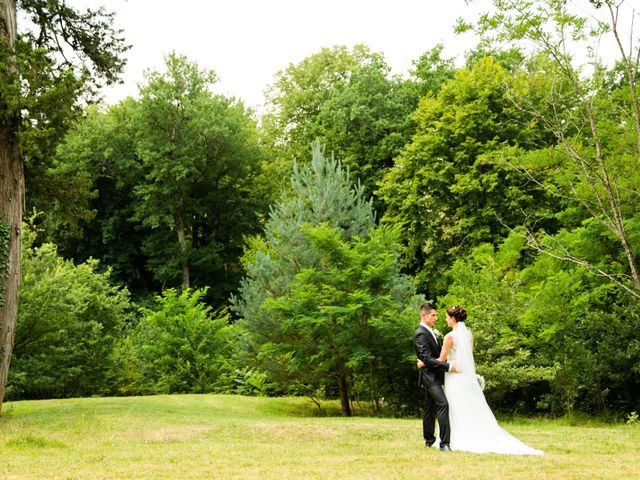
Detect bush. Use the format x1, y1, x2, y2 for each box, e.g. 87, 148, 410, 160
7, 228, 132, 400
115, 288, 235, 394
441, 236, 555, 413
442, 230, 640, 416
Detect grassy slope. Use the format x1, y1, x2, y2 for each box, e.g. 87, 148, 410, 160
1, 394, 638, 479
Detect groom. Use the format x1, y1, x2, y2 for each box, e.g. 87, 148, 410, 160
413, 303, 455, 452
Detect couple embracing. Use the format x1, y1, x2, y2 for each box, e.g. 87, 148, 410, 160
413, 303, 543, 455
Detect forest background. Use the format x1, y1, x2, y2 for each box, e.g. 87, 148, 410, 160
1, 0, 639, 421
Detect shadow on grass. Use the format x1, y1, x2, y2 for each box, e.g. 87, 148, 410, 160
255, 396, 389, 418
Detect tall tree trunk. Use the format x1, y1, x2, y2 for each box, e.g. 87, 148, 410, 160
176, 215, 189, 288
337, 372, 351, 417
0, 0, 21, 415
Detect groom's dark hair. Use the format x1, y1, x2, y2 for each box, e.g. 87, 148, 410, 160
420, 303, 436, 314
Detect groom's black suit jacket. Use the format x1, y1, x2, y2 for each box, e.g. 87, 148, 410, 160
413, 325, 450, 386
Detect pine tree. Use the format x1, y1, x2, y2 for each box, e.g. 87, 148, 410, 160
233, 142, 419, 416
233, 141, 374, 323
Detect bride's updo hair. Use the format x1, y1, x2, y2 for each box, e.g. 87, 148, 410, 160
446, 305, 467, 322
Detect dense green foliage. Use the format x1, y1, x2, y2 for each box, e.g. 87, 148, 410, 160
441, 231, 640, 416
379, 56, 556, 297
6, 227, 132, 400
7, 0, 130, 224
44, 54, 268, 304
113, 288, 235, 396
6, 0, 640, 420
233, 143, 420, 415
1, 0, 130, 413
262, 45, 453, 210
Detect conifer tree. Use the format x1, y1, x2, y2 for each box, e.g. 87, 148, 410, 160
233, 142, 419, 416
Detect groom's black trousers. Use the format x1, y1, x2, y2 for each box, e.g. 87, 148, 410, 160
423, 382, 450, 446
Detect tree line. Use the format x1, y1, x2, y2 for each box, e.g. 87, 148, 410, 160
1, 0, 639, 419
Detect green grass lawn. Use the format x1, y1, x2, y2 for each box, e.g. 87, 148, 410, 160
1, 394, 638, 479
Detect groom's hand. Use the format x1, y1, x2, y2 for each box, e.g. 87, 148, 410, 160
449, 361, 458, 373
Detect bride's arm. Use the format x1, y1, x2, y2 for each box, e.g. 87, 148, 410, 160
438, 334, 453, 362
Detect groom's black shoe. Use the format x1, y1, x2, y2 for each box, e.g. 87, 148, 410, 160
425, 441, 434, 448
439, 445, 452, 452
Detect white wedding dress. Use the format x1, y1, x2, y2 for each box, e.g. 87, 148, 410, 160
443, 323, 543, 455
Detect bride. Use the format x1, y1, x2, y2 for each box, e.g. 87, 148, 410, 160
418, 305, 543, 455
